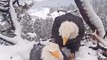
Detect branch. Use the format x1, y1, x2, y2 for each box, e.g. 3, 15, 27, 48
91, 31, 107, 46
0, 7, 9, 12
9, 0, 22, 36
74, 0, 105, 38
0, 0, 23, 44
13, 0, 20, 7
0, 37, 14, 45
0, 0, 9, 12
57, 10, 67, 13
103, 31, 107, 39
0, 34, 17, 44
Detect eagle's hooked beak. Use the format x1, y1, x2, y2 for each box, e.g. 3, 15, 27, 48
62, 37, 68, 46
50, 51, 60, 59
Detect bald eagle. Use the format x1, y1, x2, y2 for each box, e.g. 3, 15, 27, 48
30, 41, 68, 60
52, 13, 85, 53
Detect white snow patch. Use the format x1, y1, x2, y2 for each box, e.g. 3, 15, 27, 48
75, 46, 98, 60
18, 0, 33, 6
27, 32, 37, 38
28, 8, 50, 19
49, 11, 66, 20
49, 12, 60, 20
81, 39, 97, 47
0, 41, 35, 60
0, 22, 6, 26
28, 7, 67, 20
34, 0, 45, 2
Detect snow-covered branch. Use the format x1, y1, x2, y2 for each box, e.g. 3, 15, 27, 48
0, 0, 25, 44
0, 0, 36, 60
0, 34, 17, 44
74, 0, 105, 38
0, 7, 9, 12
0, 0, 9, 12
91, 31, 107, 46
0, 0, 34, 44
9, 0, 22, 37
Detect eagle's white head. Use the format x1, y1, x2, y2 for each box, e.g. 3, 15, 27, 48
59, 21, 79, 45
41, 42, 64, 60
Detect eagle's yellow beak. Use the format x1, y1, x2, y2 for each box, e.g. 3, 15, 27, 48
62, 37, 68, 46
51, 51, 60, 59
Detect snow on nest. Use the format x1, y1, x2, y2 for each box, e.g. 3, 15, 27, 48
76, 37, 98, 60
75, 38, 98, 60
75, 46, 98, 60
81, 39, 97, 47
0, 41, 35, 60
76, 35, 107, 60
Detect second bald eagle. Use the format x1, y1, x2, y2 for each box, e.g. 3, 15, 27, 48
52, 13, 85, 53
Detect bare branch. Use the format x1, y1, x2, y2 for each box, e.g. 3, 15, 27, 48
13, 0, 20, 7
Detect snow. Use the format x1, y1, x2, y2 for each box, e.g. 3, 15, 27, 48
81, 38, 97, 47
0, 41, 35, 60
34, 0, 45, 2
33, 0, 74, 7
80, 0, 105, 38
25, 0, 33, 6
9, 0, 22, 36
0, 54, 23, 60
18, 0, 33, 6
75, 39, 98, 60
49, 11, 66, 20
0, 0, 106, 60
28, 7, 66, 20
75, 37, 99, 60
50, 11, 59, 17
40, 39, 51, 45
75, 46, 98, 60
27, 32, 37, 38
0, 21, 6, 26
28, 8, 50, 19
75, 34, 107, 60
